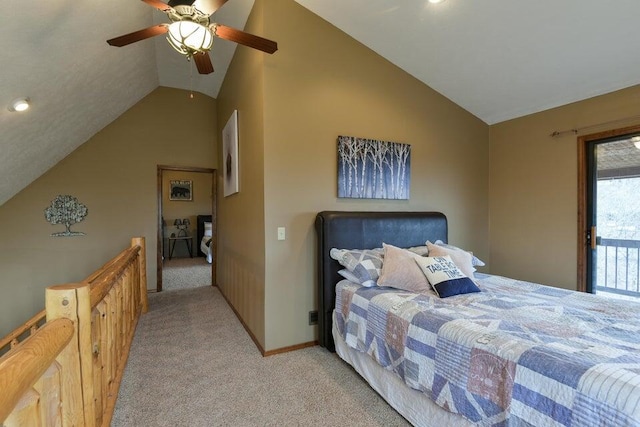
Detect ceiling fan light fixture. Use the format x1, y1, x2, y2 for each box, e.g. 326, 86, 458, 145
167, 21, 213, 55
8, 97, 30, 112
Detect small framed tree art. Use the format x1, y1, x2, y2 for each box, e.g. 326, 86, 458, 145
44, 194, 88, 237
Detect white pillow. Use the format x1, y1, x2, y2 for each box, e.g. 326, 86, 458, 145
426, 241, 476, 278
204, 222, 213, 237
376, 243, 432, 293
434, 240, 485, 267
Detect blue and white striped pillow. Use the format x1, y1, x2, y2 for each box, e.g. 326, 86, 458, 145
330, 248, 384, 287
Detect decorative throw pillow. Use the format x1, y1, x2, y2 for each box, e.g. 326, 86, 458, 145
330, 248, 383, 286
426, 241, 476, 278
415, 255, 481, 298
434, 240, 485, 267
338, 269, 376, 287
405, 245, 430, 257
376, 243, 432, 292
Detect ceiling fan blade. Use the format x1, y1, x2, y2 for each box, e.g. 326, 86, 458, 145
142, 0, 173, 12
168, 0, 196, 7
107, 24, 168, 47
214, 24, 278, 54
189, 0, 228, 15
193, 52, 214, 74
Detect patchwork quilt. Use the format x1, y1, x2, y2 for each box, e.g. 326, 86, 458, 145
335, 274, 640, 426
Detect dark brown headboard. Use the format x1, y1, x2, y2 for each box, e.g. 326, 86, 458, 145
315, 211, 448, 352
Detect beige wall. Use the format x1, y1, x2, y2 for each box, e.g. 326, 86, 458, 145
489, 84, 640, 290
0, 87, 217, 337
215, 1, 267, 347
163, 170, 213, 258
217, 0, 488, 351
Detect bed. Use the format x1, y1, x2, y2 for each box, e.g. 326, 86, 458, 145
196, 214, 213, 263
315, 211, 640, 427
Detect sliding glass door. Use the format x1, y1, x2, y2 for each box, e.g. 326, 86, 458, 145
584, 133, 640, 296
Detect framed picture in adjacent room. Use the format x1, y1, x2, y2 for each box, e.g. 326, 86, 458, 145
169, 180, 192, 201
223, 110, 239, 197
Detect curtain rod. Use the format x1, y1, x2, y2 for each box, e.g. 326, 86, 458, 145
550, 113, 640, 138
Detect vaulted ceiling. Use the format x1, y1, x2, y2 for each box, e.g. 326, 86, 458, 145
2, 0, 640, 206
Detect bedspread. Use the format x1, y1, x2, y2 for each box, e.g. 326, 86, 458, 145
335, 274, 640, 426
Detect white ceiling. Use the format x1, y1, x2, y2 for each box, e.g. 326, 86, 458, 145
2, 0, 640, 206
295, 0, 640, 125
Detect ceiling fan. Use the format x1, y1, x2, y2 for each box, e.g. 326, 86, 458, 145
107, 0, 278, 74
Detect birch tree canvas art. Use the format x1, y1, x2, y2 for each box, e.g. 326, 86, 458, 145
337, 136, 411, 199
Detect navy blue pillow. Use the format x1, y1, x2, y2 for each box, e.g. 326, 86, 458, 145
415, 255, 481, 298
431, 277, 480, 298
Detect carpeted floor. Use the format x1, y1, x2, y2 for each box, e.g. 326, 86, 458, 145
112, 286, 410, 426
162, 257, 212, 291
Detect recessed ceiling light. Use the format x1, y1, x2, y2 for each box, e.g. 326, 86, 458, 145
631, 136, 640, 149
428, 0, 446, 3
8, 97, 30, 112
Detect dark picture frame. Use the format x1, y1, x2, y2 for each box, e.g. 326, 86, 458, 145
223, 110, 239, 197
169, 180, 192, 201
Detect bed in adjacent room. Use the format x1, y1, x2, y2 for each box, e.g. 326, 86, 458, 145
197, 214, 213, 264
315, 211, 640, 427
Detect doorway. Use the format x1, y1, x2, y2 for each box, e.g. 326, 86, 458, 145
578, 126, 640, 296
157, 165, 217, 292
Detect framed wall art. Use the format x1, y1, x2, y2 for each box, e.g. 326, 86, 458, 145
337, 135, 411, 200
222, 110, 239, 197
44, 194, 88, 237
169, 180, 192, 201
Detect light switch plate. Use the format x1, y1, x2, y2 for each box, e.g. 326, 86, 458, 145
277, 227, 286, 240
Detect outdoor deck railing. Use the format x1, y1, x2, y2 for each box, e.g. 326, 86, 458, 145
0, 237, 148, 427
596, 237, 640, 297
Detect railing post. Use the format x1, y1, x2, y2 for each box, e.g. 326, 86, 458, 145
0, 318, 73, 425
46, 283, 96, 427
131, 237, 148, 314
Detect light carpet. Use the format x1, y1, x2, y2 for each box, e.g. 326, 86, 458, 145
112, 286, 410, 426
162, 257, 212, 291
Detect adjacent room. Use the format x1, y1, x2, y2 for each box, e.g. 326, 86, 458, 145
158, 166, 215, 291
1, 0, 640, 426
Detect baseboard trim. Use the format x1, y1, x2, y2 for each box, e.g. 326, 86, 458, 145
216, 285, 318, 357
217, 286, 266, 354
263, 341, 318, 357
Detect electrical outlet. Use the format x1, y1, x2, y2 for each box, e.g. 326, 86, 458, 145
308, 310, 318, 325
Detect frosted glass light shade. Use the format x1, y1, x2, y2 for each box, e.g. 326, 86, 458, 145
167, 21, 213, 55
8, 97, 30, 112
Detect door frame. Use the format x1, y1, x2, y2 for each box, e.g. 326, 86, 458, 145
157, 165, 217, 292
577, 124, 640, 292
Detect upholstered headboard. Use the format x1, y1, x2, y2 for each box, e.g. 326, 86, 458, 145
196, 215, 212, 257
315, 211, 448, 352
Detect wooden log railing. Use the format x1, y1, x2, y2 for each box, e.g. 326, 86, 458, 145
0, 237, 148, 427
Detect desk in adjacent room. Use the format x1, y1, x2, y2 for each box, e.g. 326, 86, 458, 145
167, 234, 193, 259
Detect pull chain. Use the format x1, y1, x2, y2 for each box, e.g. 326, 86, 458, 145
189, 55, 194, 99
